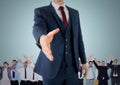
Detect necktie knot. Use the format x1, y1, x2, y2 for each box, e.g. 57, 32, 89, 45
59, 6, 64, 11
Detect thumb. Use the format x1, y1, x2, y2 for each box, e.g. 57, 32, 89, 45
47, 28, 60, 37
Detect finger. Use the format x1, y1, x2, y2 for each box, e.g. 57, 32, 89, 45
42, 47, 54, 61
43, 42, 52, 54
83, 69, 87, 77
44, 47, 52, 55
47, 54, 54, 61
44, 50, 54, 61
47, 28, 60, 37
84, 70, 87, 77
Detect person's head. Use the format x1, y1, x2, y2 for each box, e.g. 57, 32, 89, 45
3, 61, 9, 68
114, 59, 118, 65
52, 0, 63, 2
88, 61, 93, 67
101, 61, 106, 66
23, 61, 28, 68
52, 0, 64, 5
12, 59, 17, 66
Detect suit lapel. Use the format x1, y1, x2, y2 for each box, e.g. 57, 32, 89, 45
67, 7, 76, 41
67, 6, 78, 36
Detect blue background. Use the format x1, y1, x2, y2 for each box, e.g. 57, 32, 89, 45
0, 0, 120, 63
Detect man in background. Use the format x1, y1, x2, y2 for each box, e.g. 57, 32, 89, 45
93, 59, 109, 85
10, 60, 19, 85
108, 58, 120, 85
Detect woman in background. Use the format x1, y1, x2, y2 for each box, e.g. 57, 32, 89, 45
0, 61, 11, 85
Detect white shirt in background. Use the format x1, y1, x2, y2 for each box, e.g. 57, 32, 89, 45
17, 67, 33, 81
1, 68, 10, 85
86, 67, 94, 79
31, 72, 43, 82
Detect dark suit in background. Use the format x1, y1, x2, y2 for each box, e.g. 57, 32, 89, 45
108, 60, 120, 85
0, 67, 3, 80
93, 60, 109, 85
33, 2, 86, 85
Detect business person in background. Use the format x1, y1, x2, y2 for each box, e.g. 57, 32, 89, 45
107, 57, 120, 85
93, 58, 109, 85
33, 0, 87, 85
10, 60, 19, 85
0, 61, 11, 85
85, 56, 96, 85
23, 56, 43, 85
86, 61, 96, 85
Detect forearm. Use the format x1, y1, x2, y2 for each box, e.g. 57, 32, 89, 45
33, 8, 47, 48
93, 60, 98, 68
107, 60, 113, 68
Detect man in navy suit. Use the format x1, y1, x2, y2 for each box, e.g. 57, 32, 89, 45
33, 0, 87, 85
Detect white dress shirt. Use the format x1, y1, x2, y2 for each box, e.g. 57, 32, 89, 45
11, 70, 19, 80
1, 68, 11, 85
17, 67, 33, 81
86, 67, 94, 79
2, 68, 10, 80
31, 72, 43, 82
52, 1, 69, 22
10, 65, 19, 80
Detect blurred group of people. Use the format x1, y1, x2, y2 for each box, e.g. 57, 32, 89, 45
78, 55, 120, 85
0, 56, 43, 85
0, 55, 120, 85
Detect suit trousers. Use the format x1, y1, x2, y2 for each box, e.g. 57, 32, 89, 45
38, 80, 43, 85
43, 61, 79, 85
98, 79, 108, 85
20, 80, 30, 85
111, 77, 120, 85
86, 79, 94, 85
10, 80, 19, 85
79, 79, 83, 85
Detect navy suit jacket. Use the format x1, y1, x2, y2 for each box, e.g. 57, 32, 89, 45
33, 4, 86, 79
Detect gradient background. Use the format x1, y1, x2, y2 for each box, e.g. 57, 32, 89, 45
0, 0, 120, 84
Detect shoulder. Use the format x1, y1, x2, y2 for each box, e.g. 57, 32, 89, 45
67, 6, 79, 15
34, 5, 50, 13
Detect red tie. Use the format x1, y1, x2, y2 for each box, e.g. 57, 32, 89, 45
59, 6, 68, 28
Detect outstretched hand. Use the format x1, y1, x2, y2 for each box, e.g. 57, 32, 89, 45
40, 28, 60, 61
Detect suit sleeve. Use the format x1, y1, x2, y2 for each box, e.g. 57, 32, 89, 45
77, 11, 86, 64
93, 60, 99, 69
107, 60, 113, 68
32, 8, 48, 48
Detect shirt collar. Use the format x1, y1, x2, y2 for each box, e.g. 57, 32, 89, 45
51, 1, 66, 10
